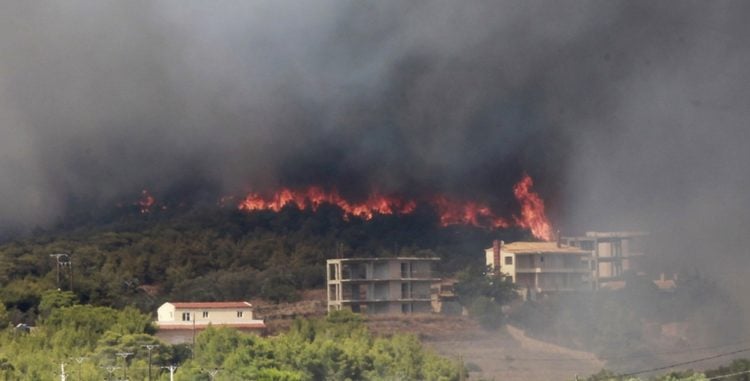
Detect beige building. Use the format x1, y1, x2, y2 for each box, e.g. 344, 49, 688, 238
562, 231, 647, 289
485, 240, 592, 299
155, 301, 265, 344
326, 257, 440, 314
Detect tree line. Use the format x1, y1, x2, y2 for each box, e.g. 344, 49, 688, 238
0, 205, 525, 324
0, 295, 464, 380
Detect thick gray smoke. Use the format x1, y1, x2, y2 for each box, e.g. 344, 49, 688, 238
1, 1, 749, 285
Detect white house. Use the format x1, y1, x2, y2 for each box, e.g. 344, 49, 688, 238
486, 240, 592, 299
155, 301, 266, 344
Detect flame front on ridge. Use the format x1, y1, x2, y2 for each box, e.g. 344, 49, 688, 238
236, 174, 553, 240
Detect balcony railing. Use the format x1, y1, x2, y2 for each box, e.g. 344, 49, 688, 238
515, 266, 589, 273
339, 271, 437, 280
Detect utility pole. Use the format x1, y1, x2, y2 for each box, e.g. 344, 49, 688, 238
205, 368, 220, 380
59, 362, 67, 381
192, 311, 197, 357
49, 253, 69, 290
141, 344, 159, 381
458, 354, 465, 381
73, 357, 86, 381
101, 366, 119, 381
161, 365, 178, 381
115, 352, 132, 380
66, 254, 73, 292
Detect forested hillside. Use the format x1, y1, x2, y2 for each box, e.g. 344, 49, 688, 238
0, 303, 465, 381
0, 204, 527, 323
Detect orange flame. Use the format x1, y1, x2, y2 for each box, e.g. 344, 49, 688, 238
430, 196, 509, 229
137, 189, 155, 214
238, 186, 415, 220
235, 174, 554, 240
512, 173, 553, 241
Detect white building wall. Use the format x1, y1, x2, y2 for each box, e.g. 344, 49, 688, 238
504, 253, 516, 281
157, 304, 259, 325
157, 303, 176, 322
485, 248, 496, 270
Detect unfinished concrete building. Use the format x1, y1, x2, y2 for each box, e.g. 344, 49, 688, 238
562, 231, 648, 290
326, 257, 440, 314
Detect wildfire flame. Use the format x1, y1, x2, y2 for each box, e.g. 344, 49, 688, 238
137, 189, 155, 214
512, 173, 553, 241
237, 174, 553, 240
430, 196, 509, 229
237, 186, 416, 220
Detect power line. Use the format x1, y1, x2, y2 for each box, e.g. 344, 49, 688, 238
620, 347, 750, 378
502, 337, 750, 362
705, 369, 750, 380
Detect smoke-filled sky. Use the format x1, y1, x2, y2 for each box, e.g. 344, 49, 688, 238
1, 1, 749, 275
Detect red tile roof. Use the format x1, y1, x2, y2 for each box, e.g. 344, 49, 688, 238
168, 301, 252, 309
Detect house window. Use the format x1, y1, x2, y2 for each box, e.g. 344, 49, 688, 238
181, 312, 191, 321
505, 256, 513, 265
401, 303, 412, 314
540, 256, 544, 263
329, 285, 338, 301
329, 264, 337, 280
237, 311, 244, 318
202, 311, 209, 318
401, 262, 410, 278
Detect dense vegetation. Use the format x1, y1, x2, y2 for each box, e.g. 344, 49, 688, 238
453, 265, 518, 329
1, 203, 745, 380
0, 297, 463, 381
0, 205, 527, 323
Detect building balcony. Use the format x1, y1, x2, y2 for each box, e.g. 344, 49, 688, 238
518, 284, 591, 293
338, 275, 440, 282
515, 267, 590, 273
338, 297, 432, 304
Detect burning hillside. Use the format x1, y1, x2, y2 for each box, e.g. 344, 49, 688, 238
236, 173, 552, 241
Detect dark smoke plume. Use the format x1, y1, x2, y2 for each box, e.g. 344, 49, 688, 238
1, 2, 749, 304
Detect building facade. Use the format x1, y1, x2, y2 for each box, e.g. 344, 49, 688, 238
155, 301, 266, 344
485, 240, 592, 299
326, 257, 440, 314
562, 231, 647, 289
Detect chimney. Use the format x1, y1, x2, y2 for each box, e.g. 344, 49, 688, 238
492, 240, 502, 273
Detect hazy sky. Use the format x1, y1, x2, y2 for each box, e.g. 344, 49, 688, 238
1, 1, 749, 280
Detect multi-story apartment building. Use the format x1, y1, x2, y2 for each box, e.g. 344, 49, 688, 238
485, 240, 591, 299
562, 231, 647, 289
326, 257, 440, 314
